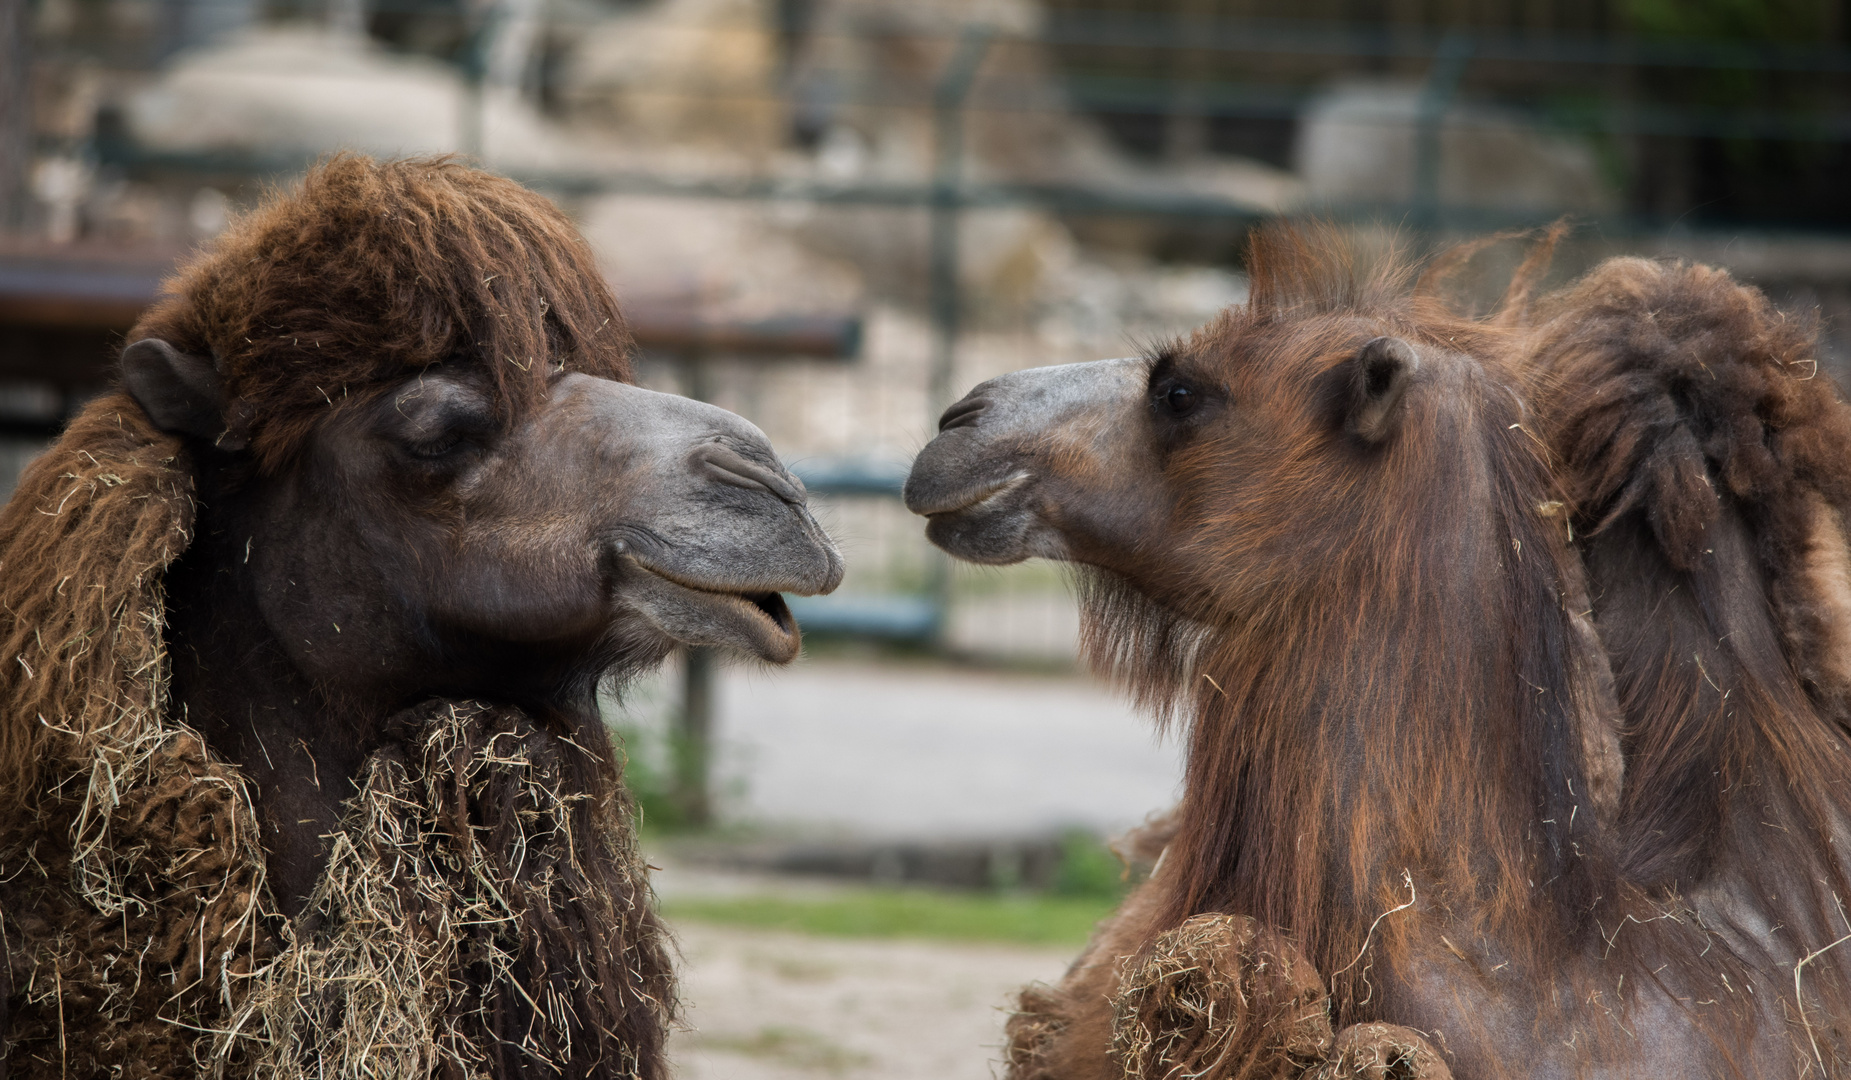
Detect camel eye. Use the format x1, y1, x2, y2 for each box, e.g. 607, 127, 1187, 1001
408, 433, 467, 459
1161, 383, 1197, 417
395, 403, 496, 462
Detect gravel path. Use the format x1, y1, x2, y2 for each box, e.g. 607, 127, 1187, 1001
665, 919, 1072, 1080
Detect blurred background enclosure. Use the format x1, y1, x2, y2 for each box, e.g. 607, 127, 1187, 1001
7, 1, 1851, 1074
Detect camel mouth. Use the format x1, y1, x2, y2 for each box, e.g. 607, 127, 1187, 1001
619, 558, 803, 663
911, 471, 1031, 519
742, 590, 794, 632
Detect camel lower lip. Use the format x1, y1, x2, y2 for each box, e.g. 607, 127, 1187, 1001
921, 472, 1030, 518
622, 558, 801, 660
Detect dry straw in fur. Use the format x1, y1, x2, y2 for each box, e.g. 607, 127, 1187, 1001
0, 393, 673, 1079
0, 394, 273, 1078
220, 699, 671, 1080
1109, 914, 1334, 1080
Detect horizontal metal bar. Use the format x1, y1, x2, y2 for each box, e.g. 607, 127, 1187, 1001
789, 459, 910, 497
0, 253, 868, 358
1036, 14, 1851, 73
0, 416, 67, 440
69, 3, 1851, 72
785, 594, 941, 641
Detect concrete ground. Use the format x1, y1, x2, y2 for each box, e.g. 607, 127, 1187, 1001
614, 654, 1183, 840
616, 633, 1167, 1078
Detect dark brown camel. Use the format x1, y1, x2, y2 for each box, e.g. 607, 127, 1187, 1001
905, 224, 1851, 1077
0, 156, 840, 1078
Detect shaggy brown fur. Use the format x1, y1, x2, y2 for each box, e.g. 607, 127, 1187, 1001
226, 699, 670, 1080
1526, 254, 1851, 1065
991, 225, 1851, 1076
131, 153, 632, 475
0, 398, 271, 1076
0, 158, 677, 1078
1103, 225, 1619, 1009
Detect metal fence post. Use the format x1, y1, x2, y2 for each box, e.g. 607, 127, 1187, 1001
0, 0, 28, 233
925, 27, 992, 645
1413, 32, 1474, 236
674, 351, 718, 827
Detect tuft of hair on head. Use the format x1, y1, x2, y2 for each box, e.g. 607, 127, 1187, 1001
1243, 220, 1420, 321
1409, 219, 1571, 327
126, 154, 635, 473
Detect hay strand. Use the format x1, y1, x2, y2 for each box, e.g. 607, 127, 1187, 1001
0, 394, 674, 1078
1110, 914, 1334, 1080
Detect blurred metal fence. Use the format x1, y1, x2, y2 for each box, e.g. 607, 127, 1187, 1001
17, 3, 1851, 819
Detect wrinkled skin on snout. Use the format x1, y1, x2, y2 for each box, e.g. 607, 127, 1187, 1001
126, 340, 841, 911
904, 356, 1233, 625
903, 358, 1163, 568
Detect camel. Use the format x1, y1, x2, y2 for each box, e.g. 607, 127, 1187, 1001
905, 223, 1851, 1078
0, 156, 841, 1078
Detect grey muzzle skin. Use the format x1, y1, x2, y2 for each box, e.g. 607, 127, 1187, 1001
905, 358, 1165, 569
562, 376, 845, 664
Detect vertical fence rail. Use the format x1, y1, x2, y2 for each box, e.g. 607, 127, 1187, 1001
1413, 32, 1474, 234
924, 28, 992, 647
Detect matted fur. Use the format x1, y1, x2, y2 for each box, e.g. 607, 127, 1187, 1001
221, 700, 671, 1080
0, 394, 274, 1076
0, 159, 675, 1077
1002, 223, 1851, 1076
1305, 1025, 1452, 1080
1528, 256, 1851, 727
130, 154, 633, 473
1109, 914, 1332, 1080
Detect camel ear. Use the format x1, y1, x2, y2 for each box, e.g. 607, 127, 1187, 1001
1344, 336, 1420, 444
121, 338, 244, 449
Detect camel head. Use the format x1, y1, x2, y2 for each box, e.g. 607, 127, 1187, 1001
125, 342, 840, 683
124, 157, 841, 719
905, 325, 1448, 632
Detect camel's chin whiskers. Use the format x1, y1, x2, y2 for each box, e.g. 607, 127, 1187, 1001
1075, 568, 1213, 729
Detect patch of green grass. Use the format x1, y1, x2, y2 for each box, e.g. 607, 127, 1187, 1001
662, 886, 1119, 947
1054, 829, 1130, 900
695, 1025, 872, 1073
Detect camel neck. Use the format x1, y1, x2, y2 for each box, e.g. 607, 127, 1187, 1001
1156, 445, 1612, 1005
161, 473, 386, 918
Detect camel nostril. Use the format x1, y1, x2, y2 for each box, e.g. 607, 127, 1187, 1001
694, 444, 807, 505
938, 396, 989, 432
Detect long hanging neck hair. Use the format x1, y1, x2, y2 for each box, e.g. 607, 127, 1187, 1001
1075, 225, 1621, 1020
1079, 226, 1851, 1058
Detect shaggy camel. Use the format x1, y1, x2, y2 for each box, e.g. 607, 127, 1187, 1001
905, 224, 1851, 1077
0, 156, 840, 1078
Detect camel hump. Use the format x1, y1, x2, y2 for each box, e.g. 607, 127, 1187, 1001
1530, 256, 1839, 563
1529, 256, 1851, 723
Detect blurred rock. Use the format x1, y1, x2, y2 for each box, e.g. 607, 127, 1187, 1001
124, 25, 594, 168
786, 0, 1298, 204
1296, 79, 1618, 216
580, 193, 865, 319
557, 0, 786, 158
